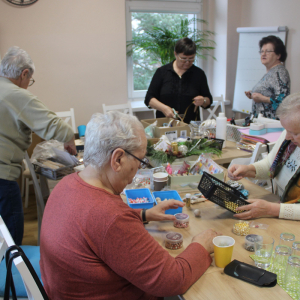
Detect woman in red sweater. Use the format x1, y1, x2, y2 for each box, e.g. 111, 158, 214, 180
40, 111, 221, 300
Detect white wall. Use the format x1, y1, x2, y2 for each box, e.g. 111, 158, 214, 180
0, 0, 128, 127
203, 0, 300, 119
0, 0, 299, 123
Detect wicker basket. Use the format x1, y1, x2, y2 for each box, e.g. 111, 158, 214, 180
198, 172, 249, 213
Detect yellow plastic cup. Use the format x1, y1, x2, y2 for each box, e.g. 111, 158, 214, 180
213, 236, 235, 268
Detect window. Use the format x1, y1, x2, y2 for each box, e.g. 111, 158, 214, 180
126, 1, 202, 99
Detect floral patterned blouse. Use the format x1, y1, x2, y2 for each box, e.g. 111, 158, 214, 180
251, 64, 290, 119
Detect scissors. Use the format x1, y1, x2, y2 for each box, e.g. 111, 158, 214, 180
172, 108, 183, 121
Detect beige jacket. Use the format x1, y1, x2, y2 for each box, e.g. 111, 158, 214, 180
0, 77, 74, 181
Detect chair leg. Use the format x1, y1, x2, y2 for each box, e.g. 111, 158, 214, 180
25, 178, 29, 208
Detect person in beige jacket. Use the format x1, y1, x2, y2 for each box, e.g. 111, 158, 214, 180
0, 46, 76, 244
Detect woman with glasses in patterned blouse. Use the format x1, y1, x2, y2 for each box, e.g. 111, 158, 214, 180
245, 35, 290, 119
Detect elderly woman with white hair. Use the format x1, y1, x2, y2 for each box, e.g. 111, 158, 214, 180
0, 46, 76, 245
228, 92, 300, 220
40, 111, 221, 300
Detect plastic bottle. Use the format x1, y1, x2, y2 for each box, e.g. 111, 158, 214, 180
216, 112, 227, 147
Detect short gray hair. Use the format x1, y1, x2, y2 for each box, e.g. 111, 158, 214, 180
0, 46, 35, 79
83, 111, 145, 169
277, 93, 300, 118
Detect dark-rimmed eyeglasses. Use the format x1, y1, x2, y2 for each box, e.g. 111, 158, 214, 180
28, 78, 35, 86
112, 149, 149, 169
258, 50, 275, 55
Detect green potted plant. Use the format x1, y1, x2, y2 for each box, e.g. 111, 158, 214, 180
127, 18, 216, 65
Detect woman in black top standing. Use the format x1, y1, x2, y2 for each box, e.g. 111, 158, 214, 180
144, 38, 213, 124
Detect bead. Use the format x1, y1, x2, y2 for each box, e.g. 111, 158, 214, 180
233, 221, 250, 236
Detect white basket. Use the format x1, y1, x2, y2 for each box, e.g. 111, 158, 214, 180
209, 119, 249, 143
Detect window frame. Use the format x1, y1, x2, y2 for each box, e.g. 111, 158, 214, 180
125, 0, 203, 100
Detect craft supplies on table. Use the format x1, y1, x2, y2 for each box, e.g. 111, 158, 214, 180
233, 221, 250, 236
165, 232, 183, 250
152, 190, 183, 215
173, 213, 189, 228
198, 172, 249, 213
125, 188, 157, 209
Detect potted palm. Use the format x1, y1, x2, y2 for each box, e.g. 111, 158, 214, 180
126, 18, 215, 65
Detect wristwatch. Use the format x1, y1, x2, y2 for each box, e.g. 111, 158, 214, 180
142, 209, 148, 224
203, 99, 207, 105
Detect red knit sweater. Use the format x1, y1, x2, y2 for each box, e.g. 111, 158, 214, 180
40, 173, 212, 300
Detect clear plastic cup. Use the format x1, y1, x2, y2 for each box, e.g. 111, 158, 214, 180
284, 255, 300, 298
292, 241, 300, 256
272, 245, 292, 285
279, 232, 295, 248
253, 234, 274, 269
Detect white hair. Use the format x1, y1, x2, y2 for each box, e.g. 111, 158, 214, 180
277, 92, 300, 118
0, 46, 35, 79
83, 111, 145, 169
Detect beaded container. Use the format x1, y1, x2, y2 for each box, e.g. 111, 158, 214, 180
165, 232, 183, 250
173, 213, 189, 228
233, 221, 250, 236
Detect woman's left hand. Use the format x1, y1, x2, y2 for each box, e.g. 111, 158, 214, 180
234, 199, 280, 219
252, 93, 270, 103
193, 96, 206, 106
145, 200, 185, 222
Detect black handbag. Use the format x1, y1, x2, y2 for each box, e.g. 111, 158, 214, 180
224, 259, 277, 287
4, 245, 49, 300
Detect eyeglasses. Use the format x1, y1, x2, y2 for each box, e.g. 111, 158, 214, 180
124, 149, 149, 169
259, 50, 275, 55
177, 56, 195, 62
112, 148, 149, 169
28, 78, 35, 86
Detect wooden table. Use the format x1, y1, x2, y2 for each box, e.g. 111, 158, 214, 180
143, 177, 296, 300
213, 140, 252, 165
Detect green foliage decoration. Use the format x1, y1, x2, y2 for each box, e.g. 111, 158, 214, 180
147, 138, 222, 165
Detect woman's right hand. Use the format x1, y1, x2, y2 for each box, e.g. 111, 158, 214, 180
228, 164, 256, 181
245, 91, 252, 99
162, 105, 176, 118
192, 229, 222, 254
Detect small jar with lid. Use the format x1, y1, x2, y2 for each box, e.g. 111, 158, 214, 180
232, 220, 250, 236
174, 213, 189, 228
245, 234, 263, 252
185, 193, 191, 208
165, 232, 183, 250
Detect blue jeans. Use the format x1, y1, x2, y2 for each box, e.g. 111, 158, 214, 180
0, 179, 24, 245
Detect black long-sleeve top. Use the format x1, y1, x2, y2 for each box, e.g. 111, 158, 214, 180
145, 61, 213, 123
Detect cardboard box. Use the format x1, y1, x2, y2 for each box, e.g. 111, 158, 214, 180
164, 160, 224, 188
141, 118, 190, 139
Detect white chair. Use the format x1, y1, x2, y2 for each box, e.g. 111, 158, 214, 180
102, 101, 133, 115
55, 108, 76, 133
0, 216, 47, 299
24, 152, 46, 245
200, 95, 225, 121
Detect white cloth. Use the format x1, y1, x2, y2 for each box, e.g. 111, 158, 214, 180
251, 130, 300, 220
